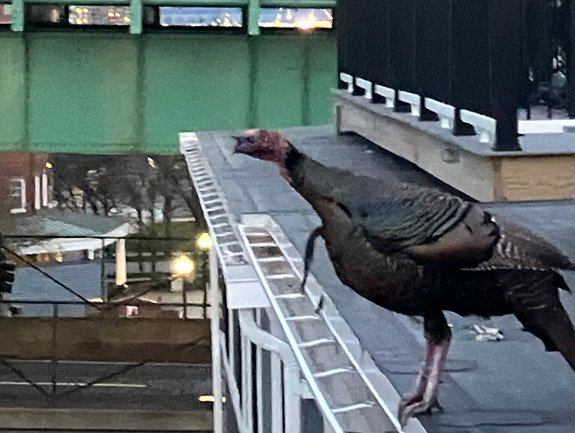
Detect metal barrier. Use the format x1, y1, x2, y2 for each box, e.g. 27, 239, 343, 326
338, 0, 575, 151
181, 133, 428, 433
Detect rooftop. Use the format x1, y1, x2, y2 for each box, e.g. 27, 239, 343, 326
2, 212, 130, 239
195, 125, 575, 433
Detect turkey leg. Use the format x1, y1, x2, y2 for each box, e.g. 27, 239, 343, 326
398, 339, 435, 409
398, 312, 451, 426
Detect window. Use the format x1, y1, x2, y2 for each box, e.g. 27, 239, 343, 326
26, 5, 66, 25
25, 5, 130, 26
69, 6, 130, 26
9, 178, 26, 214
157, 7, 242, 28
0, 4, 11, 25
259, 8, 333, 30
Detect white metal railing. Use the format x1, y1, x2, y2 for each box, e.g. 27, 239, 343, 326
180, 132, 428, 433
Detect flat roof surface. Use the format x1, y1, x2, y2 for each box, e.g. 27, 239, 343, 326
196, 125, 575, 433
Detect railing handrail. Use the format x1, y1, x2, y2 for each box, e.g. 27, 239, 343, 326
238, 225, 345, 433
0, 299, 207, 308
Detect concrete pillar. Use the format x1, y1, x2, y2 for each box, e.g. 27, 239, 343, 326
115, 239, 127, 286
34, 176, 41, 210
41, 173, 48, 207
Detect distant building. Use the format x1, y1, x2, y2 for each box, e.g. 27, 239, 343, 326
0, 152, 53, 216
0, 4, 11, 25
3, 212, 132, 316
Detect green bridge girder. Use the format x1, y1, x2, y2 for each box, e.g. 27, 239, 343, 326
0, 2, 337, 154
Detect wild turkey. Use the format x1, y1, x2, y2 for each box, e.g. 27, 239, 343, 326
234, 129, 575, 426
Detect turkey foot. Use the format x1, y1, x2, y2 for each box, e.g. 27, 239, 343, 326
398, 337, 450, 426
299, 227, 322, 293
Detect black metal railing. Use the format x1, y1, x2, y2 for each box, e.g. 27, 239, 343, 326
0, 233, 210, 318
337, 0, 574, 151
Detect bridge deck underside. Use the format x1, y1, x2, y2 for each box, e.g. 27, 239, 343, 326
0, 32, 336, 154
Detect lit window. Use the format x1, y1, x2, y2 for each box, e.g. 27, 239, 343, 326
259, 8, 333, 30
69, 6, 130, 26
158, 7, 242, 28
0, 4, 11, 25
26, 5, 65, 25
9, 178, 26, 214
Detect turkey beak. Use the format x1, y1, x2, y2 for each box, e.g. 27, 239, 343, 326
232, 135, 254, 155
232, 136, 243, 154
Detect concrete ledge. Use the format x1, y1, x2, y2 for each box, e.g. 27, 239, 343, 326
0, 407, 212, 431
335, 90, 575, 201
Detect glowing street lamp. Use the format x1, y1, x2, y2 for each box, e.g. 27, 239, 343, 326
171, 254, 195, 278
196, 232, 212, 251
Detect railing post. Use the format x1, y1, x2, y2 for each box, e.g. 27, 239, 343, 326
568, 0, 575, 118
100, 239, 106, 300
336, 0, 348, 89
270, 352, 283, 433
255, 310, 264, 433
488, 0, 522, 151
182, 286, 188, 320
451, 0, 490, 133
50, 304, 59, 403
241, 330, 254, 433
283, 364, 302, 433
413, 0, 446, 121
209, 247, 223, 433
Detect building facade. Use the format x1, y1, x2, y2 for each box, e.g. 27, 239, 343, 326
0, 152, 52, 217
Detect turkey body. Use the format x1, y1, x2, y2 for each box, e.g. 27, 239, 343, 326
286, 146, 575, 361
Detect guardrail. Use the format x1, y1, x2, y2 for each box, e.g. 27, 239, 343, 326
1, 232, 209, 318
338, 0, 574, 151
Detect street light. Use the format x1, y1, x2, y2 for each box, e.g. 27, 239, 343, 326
196, 232, 212, 251
171, 254, 195, 320
171, 254, 195, 278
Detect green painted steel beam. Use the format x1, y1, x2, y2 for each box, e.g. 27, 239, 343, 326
130, 0, 143, 34
247, 0, 260, 36
0, 32, 337, 154
10, 0, 25, 32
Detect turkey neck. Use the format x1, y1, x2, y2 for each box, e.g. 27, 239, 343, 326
281, 145, 357, 243
282, 145, 349, 207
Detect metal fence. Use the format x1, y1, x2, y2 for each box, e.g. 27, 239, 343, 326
337, 0, 574, 151
0, 233, 210, 318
